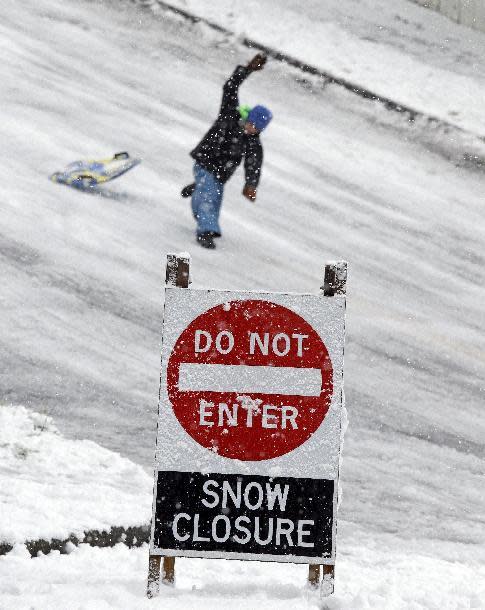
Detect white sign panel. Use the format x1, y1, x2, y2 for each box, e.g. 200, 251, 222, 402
150, 288, 346, 564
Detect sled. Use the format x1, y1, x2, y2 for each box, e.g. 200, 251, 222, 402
50, 152, 141, 189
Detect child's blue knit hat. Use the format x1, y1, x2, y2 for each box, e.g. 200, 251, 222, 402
247, 105, 273, 131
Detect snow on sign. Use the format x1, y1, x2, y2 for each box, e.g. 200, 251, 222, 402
150, 287, 346, 564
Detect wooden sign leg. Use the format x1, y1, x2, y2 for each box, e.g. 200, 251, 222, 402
322, 261, 347, 297
147, 555, 161, 598
321, 565, 335, 597
308, 564, 321, 588
147, 253, 191, 599
309, 261, 347, 597
162, 556, 175, 584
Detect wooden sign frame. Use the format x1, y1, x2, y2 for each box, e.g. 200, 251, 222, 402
147, 254, 347, 599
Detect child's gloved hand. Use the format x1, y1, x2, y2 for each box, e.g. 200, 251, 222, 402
247, 54, 267, 72
243, 185, 257, 201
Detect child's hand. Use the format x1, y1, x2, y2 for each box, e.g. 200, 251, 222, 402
243, 185, 257, 201
247, 54, 267, 72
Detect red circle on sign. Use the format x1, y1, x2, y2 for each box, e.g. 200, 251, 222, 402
167, 300, 333, 461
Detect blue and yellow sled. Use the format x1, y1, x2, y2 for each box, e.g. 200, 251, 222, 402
50, 152, 141, 189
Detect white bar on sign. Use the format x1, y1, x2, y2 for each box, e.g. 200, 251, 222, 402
177, 363, 322, 396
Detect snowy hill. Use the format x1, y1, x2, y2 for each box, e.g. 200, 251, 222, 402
1, 0, 484, 607
150, 0, 485, 135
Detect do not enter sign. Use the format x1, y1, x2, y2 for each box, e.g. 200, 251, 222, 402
151, 283, 346, 566
167, 300, 333, 461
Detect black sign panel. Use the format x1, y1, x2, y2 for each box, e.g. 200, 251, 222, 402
153, 471, 334, 558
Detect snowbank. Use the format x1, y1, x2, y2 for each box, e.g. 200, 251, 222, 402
0, 406, 152, 546
1, 528, 484, 609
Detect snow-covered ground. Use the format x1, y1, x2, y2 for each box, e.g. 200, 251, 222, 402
2, 533, 484, 609
0, 406, 151, 546
1, 406, 483, 608
1, 0, 485, 607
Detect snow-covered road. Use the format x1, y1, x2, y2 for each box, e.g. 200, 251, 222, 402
1, 0, 484, 606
